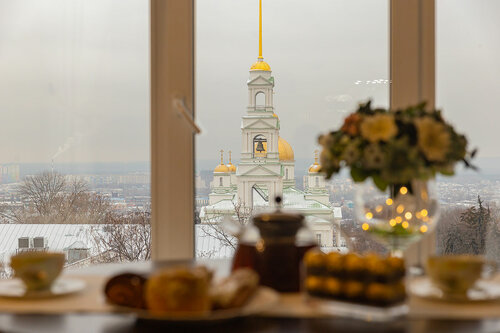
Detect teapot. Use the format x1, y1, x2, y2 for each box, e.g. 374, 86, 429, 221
230, 197, 317, 292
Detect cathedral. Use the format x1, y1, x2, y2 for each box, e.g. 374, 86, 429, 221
199, 0, 342, 249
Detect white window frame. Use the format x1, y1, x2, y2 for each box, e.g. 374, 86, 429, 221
150, 0, 436, 261
150, 0, 195, 260
390, 0, 435, 266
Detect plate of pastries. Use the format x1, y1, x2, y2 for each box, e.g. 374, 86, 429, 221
304, 250, 406, 306
104, 266, 279, 321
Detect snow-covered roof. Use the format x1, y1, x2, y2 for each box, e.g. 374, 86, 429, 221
64, 240, 89, 250
195, 224, 235, 258
0, 223, 238, 263
201, 187, 337, 219
281, 187, 331, 210
0, 224, 95, 264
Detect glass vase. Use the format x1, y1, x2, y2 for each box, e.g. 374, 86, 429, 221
354, 179, 440, 257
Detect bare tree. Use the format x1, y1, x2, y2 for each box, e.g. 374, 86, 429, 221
437, 196, 493, 255
436, 207, 463, 254
18, 172, 66, 217
198, 201, 252, 255
340, 219, 387, 255
486, 203, 500, 263
90, 210, 151, 263
15, 172, 111, 224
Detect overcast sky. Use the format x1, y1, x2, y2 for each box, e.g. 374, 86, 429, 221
0, 1, 498, 166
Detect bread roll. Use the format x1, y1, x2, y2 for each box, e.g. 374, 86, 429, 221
145, 266, 212, 316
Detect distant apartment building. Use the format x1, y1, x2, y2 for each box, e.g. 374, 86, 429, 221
0, 164, 20, 184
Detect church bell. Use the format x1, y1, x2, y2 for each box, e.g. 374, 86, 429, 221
256, 141, 265, 152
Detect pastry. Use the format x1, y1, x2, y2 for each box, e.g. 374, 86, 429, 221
210, 268, 259, 309
304, 250, 407, 306
145, 266, 212, 315
305, 276, 324, 294
104, 273, 147, 309
324, 277, 342, 297
325, 251, 344, 276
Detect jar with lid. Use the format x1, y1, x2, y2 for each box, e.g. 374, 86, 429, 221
230, 197, 317, 292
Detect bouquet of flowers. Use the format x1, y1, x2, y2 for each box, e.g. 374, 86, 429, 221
318, 101, 476, 191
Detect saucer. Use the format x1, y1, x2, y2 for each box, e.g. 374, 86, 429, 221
0, 278, 86, 299
410, 276, 500, 302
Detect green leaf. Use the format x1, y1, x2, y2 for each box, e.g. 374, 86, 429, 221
350, 167, 368, 183
372, 174, 388, 192
440, 169, 454, 176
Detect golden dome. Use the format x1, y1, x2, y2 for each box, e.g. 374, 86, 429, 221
214, 164, 229, 173
308, 150, 321, 173
278, 137, 294, 162
254, 137, 294, 161
308, 163, 321, 173
250, 59, 271, 71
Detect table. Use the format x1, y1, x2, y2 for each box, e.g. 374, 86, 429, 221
1, 260, 500, 333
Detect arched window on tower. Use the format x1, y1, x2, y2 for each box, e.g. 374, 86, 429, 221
315, 177, 319, 187
219, 177, 223, 186
255, 91, 265, 109
285, 168, 288, 179
253, 134, 267, 158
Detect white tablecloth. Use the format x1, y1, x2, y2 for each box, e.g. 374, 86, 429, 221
0, 273, 500, 320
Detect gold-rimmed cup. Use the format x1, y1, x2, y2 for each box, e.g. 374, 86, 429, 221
427, 255, 496, 296
10, 252, 65, 291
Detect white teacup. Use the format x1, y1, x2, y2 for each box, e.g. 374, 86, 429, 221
10, 252, 65, 291
427, 255, 496, 296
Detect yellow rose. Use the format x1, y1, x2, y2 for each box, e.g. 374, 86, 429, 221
360, 114, 398, 143
415, 117, 451, 162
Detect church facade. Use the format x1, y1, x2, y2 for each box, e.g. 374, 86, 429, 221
199, 0, 342, 250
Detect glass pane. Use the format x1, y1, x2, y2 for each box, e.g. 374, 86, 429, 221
436, 0, 500, 259
195, 0, 389, 258
0, 0, 150, 277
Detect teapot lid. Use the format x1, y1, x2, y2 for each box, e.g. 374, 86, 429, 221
253, 196, 304, 238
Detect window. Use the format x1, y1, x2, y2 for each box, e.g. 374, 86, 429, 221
316, 233, 322, 247
195, 0, 388, 258
16, 1, 458, 261
0, 1, 150, 276
219, 177, 223, 187
255, 92, 266, 108
435, 0, 500, 260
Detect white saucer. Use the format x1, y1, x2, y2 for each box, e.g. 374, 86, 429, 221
410, 277, 500, 302
0, 278, 86, 299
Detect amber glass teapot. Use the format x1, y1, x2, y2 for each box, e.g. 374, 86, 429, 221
231, 197, 317, 292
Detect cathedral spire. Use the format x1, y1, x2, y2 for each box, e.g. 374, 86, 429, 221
258, 0, 263, 59
228, 150, 232, 163
250, 0, 271, 71
220, 149, 224, 164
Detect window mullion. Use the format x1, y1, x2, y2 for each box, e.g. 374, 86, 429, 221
150, 0, 195, 260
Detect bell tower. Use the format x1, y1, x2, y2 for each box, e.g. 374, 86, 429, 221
237, 0, 282, 208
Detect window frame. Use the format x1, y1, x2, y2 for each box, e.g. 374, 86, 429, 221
150, 0, 195, 260
150, 0, 436, 261
390, 0, 435, 266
